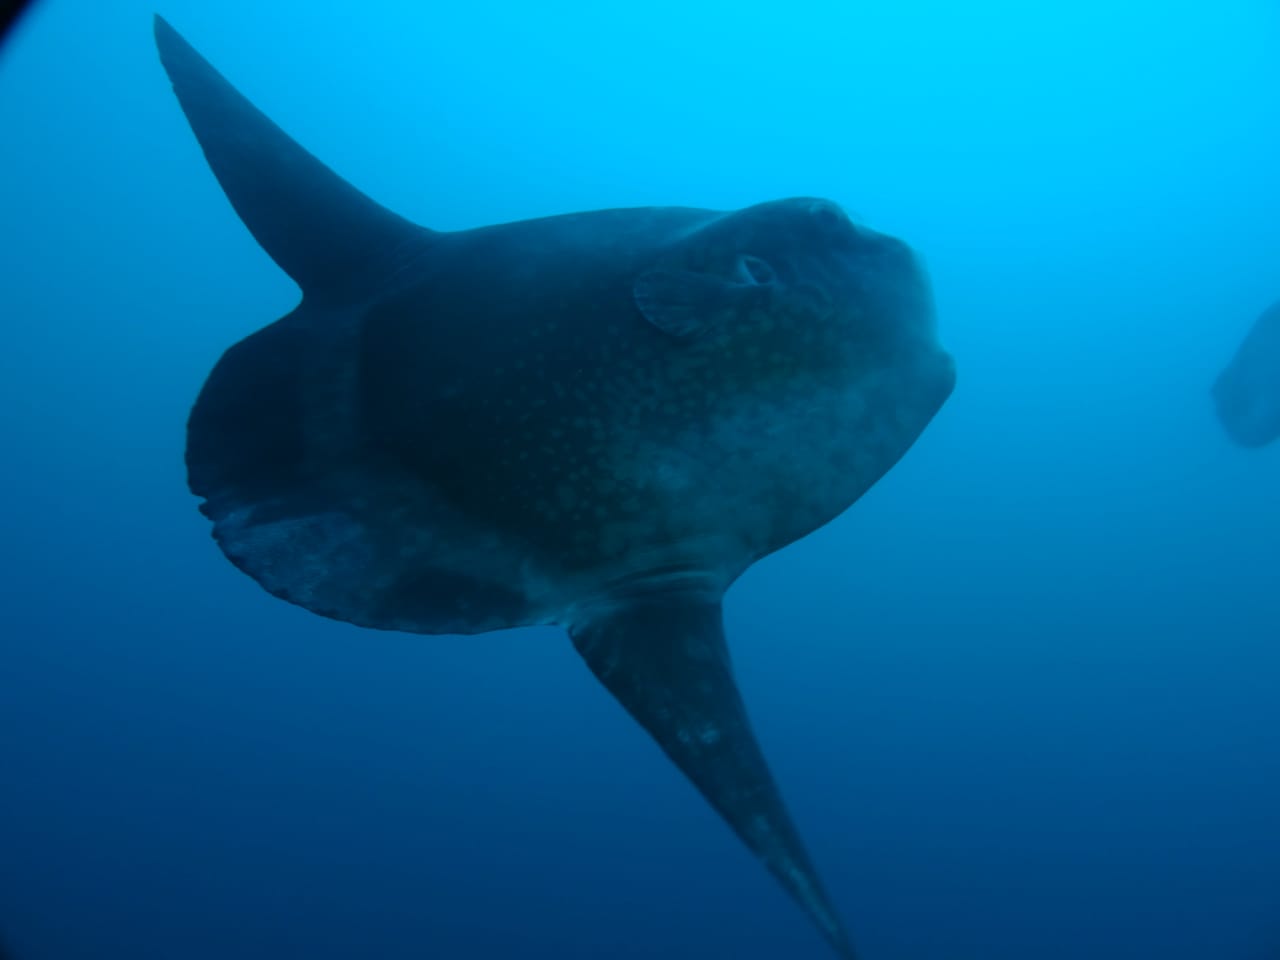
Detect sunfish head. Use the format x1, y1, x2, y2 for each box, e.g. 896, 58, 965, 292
725, 195, 955, 416
630, 196, 955, 577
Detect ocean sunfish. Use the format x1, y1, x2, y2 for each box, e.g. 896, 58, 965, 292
1214, 299, 1280, 448
155, 16, 955, 957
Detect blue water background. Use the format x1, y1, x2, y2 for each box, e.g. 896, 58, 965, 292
2, 1, 1278, 957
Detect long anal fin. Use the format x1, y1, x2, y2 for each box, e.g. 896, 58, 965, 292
569, 594, 857, 959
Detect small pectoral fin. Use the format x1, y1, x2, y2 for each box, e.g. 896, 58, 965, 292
569, 594, 857, 959
633, 269, 739, 338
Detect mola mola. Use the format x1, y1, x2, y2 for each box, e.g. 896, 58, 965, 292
1213, 300, 1280, 448
155, 15, 954, 957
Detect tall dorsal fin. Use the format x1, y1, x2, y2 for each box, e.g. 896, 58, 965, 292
154, 15, 431, 302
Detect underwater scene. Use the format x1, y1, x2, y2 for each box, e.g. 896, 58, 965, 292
1, 1, 1277, 957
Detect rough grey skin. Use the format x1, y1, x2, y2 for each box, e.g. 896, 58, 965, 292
1214, 300, 1280, 448
156, 15, 955, 958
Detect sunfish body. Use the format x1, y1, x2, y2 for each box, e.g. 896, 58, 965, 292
155, 16, 955, 957
1214, 300, 1280, 448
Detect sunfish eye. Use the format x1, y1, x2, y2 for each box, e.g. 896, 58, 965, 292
736, 254, 776, 285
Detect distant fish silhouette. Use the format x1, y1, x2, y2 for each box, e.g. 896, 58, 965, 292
155, 15, 955, 957
1213, 300, 1280, 447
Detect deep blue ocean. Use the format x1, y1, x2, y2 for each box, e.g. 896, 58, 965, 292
2, 1, 1278, 958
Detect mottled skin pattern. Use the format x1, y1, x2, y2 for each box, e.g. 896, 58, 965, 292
362, 201, 951, 610
1213, 300, 1280, 448
157, 15, 954, 959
